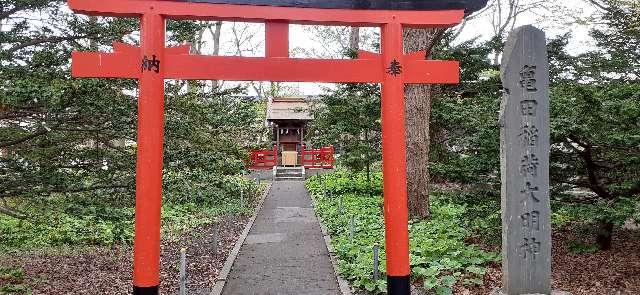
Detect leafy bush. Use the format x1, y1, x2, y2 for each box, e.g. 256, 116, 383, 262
0, 174, 260, 252
0, 195, 136, 250
0, 266, 30, 294
313, 170, 383, 197
567, 240, 600, 254
307, 172, 498, 294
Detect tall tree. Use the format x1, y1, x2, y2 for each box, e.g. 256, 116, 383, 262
547, 0, 640, 250
429, 0, 639, 249
403, 28, 447, 219
0, 2, 259, 218
403, 0, 563, 219
0, 1, 139, 213
310, 83, 381, 177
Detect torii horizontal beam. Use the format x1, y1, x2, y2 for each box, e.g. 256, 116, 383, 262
72, 42, 459, 83
161, 0, 489, 13
68, 0, 463, 27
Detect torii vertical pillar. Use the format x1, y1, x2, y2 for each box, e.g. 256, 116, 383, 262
381, 19, 411, 294
133, 12, 165, 295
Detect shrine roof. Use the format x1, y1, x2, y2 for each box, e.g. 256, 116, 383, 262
266, 97, 313, 121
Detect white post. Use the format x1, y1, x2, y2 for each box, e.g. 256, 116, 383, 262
349, 215, 355, 243
373, 243, 380, 281
272, 166, 277, 181
240, 186, 244, 207
179, 248, 187, 295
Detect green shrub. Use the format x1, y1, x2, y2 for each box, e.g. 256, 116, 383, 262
0, 267, 31, 294
0, 174, 260, 251
307, 172, 498, 294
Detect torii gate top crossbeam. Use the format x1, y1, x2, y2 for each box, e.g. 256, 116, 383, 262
69, 0, 464, 84
69, 0, 463, 27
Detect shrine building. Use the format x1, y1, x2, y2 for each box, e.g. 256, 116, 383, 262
250, 97, 334, 170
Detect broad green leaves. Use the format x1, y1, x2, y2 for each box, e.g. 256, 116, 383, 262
306, 172, 497, 293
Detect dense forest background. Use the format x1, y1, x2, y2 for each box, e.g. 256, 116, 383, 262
0, 0, 265, 249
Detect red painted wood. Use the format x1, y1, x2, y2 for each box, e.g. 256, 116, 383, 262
404, 50, 426, 60
300, 145, 334, 169
73, 53, 459, 84
357, 49, 380, 59
68, 0, 464, 27
157, 0, 489, 13
380, 21, 410, 277
404, 59, 459, 84
250, 145, 279, 169
167, 55, 384, 82
71, 51, 140, 78
166, 43, 191, 55
266, 21, 289, 57
68, 1, 466, 293
133, 12, 166, 289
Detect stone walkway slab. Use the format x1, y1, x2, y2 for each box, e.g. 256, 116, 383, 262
221, 181, 341, 295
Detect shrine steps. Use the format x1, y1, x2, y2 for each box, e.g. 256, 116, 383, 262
274, 166, 305, 181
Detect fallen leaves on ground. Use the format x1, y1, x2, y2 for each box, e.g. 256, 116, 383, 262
458, 229, 640, 295
0, 214, 249, 294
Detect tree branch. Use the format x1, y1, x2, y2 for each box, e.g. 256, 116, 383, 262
50, 184, 132, 194
0, 205, 27, 219
0, 128, 49, 148
5, 34, 93, 54
586, 0, 609, 11
0, 5, 26, 21
424, 28, 448, 58
567, 134, 615, 200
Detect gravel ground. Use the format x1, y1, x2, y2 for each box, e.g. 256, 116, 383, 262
0, 214, 249, 294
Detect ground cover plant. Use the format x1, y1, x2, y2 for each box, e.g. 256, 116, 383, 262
306, 171, 499, 294
0, 178, 263, 294
0, 175, 260, 252
0, 266, 29, 295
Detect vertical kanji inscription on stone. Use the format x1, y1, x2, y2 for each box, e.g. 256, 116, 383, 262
499, 25, 551, 295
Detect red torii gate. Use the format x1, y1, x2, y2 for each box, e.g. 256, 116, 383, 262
68, 0, 465, 294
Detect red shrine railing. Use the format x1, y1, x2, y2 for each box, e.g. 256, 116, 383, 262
249, 145, 334, 169
249, 145, 278, 169
301, 145, 334, 169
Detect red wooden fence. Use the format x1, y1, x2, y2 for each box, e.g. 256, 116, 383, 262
249, 145, 334, 169
249, 145, 278, 169
301, 145, 334, 169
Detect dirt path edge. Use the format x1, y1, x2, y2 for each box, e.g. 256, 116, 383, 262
310, 192, 353, 295
210, 182, 272, 295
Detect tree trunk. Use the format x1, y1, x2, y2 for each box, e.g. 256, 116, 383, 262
349, 26, 360, 55
403, 28, 444, 219
209, 21, 223, 91
187, 26, 207, 94
596, 219, 614, 250
568, 135, 619, 250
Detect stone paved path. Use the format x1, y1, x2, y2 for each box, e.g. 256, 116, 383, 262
222, 180, 341, 295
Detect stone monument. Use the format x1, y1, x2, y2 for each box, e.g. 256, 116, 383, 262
499, 25, 551, 295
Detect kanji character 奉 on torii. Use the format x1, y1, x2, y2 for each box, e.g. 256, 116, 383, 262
67, 0, 487, 294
